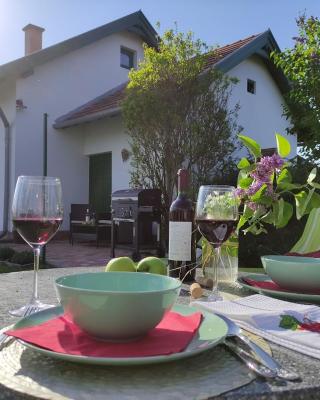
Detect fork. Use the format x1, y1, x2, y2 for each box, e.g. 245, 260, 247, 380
0, 305, 39, 351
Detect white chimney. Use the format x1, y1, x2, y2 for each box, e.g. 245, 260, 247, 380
22, 24, 45, 55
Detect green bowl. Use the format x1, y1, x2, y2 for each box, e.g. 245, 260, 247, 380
261, 255, 320, 292
55, 272, 181, 341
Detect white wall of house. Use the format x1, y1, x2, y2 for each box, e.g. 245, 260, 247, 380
0, 80, 16, 231
12, 31, 144, 230
229, 55, 297, 156
83, 115, 131, 192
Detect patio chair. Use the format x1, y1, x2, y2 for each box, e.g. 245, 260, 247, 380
290, 208, 320, 254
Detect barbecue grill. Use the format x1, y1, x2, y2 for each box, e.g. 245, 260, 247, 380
110, 189, 164, 261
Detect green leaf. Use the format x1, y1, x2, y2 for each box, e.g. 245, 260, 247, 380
275, 133, 291, 158
305, 191, 320, 214
295, 189, 315, 219
237, 169, 248, 186
277, 168, 292, 185
239, 177, 253, 189
251, 184, 267, 201
310, 182, 320, 189
276, 198, 284, 226
276, 201, 293, 228
307, 168, 317, 184
237, 158, 250, 169
238, 135, 261, 159
261, 209, 275, 224
243, 204, 254, 219
279, 315, 300, 331
237, 215, 248, 231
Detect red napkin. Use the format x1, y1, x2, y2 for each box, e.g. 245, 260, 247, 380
6, 311, 202, 358
242, 277, 293, 292
242, 277, 320, 294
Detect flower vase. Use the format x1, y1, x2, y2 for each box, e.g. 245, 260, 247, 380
202, 234, 238, 283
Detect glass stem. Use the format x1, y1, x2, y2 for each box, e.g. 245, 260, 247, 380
31, 246, 41, 303
213, 246, 221, 295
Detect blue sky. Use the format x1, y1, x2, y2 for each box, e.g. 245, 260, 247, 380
0, 0, 319, 65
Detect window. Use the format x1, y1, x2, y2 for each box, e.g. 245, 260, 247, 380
120, 47, 135, 69
247, 79, 256, 94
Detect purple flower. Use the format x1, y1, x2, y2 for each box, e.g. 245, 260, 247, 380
235, 188, 246, 198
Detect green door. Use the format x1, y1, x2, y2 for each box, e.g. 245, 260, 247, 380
89, 153, 112, 214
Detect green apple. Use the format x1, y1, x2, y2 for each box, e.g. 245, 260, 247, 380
136, 257, 167, 275
105, 257, 136, 272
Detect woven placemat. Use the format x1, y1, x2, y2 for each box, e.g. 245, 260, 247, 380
0, 328, 270, 400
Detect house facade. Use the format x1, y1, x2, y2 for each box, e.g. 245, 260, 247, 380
0, 11, 296, 233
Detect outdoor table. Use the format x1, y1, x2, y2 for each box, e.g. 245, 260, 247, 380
0, 267, 320, 399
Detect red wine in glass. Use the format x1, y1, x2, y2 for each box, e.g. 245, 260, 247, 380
13, 218, 63, 246
196, 219, 237, 248
195, 185, 238, 302
10, 176, 63, 317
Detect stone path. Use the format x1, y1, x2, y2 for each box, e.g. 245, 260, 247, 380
3, 239, 131, 268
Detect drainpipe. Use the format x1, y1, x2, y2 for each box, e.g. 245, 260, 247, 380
0, 107, 10, 239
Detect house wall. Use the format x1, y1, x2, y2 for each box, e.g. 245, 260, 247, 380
229, 55, 297, 156
13, 31, 144, 230
82, 115, 131, 192
0, 80, 16, 231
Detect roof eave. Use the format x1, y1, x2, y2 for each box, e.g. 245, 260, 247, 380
53, 106, 121, 129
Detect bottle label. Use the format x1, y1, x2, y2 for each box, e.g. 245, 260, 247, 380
168, 221, 192, 261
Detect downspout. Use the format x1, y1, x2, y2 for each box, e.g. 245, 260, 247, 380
0, 107, 10, 239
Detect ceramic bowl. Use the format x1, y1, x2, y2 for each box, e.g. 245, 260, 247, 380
55, 272, 181, 341
261, 255, 320, 292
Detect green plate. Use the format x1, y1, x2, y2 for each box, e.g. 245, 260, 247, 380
239, 273, 320, 304
13, 304, 228, 366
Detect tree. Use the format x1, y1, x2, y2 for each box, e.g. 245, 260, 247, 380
272, 15, 320, 161
122, 28, 240, 221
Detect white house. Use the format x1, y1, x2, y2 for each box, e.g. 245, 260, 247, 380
0, 11, 296, 234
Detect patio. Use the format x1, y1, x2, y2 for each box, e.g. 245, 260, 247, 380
5, 239, 130, 268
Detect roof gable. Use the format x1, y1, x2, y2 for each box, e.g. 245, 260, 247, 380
54, 30, 289, 129
0, 11, 158, 82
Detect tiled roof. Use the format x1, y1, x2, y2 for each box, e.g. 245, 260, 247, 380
53, 33, 265, 129
204, 34, 259, 69
54, 82, 127, 128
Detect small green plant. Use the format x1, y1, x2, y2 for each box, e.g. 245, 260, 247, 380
0, 247, 15, 261
11, 251, 33, 265
236, 133, 320, 234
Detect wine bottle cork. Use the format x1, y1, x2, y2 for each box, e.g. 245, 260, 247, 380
190, 283, 203, 299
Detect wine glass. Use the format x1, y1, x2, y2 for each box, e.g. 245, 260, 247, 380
10, 176, 63, 317
195, 185, 238, 301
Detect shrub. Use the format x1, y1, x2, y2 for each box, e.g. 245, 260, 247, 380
0, 247, 15, 261
11, 251, 34, 265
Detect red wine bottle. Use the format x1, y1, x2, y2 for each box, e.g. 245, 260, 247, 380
168, 169, 196, 282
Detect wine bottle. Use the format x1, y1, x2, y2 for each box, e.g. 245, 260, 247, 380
168, 169, 196, 282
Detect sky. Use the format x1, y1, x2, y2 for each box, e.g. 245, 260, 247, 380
0, 0, 320, 65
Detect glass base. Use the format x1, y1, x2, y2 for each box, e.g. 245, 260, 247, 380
196, 289, 223, 302
9, 299, 55, 318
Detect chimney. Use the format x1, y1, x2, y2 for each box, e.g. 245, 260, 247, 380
22, 24, 45, 55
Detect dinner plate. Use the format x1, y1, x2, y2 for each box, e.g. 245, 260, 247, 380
238, 273, 320, 304
12, 304, 228, 366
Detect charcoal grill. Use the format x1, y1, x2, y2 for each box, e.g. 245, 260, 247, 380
110, 189, 164, 261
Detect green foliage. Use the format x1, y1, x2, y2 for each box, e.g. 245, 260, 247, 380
238, 135, 261, 159
271, 15, 320, 161
236, 133, 320, 235
11, 251, 33, 265
279, 315, 301, 331
122, 27, 240, 218
0, 247, 15, 261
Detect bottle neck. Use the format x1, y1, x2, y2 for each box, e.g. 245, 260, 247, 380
177, 169, 189, 195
